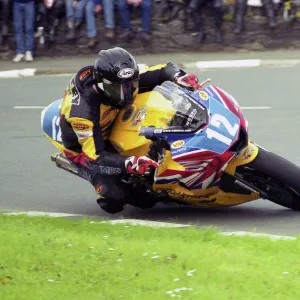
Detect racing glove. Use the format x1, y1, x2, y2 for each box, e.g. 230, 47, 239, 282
175, 74, 202, 90
125, 156, 159, 175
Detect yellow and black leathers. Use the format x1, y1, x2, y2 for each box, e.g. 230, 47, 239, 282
60, 62, 186, 175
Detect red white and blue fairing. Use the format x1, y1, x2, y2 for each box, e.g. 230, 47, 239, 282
140, 83, 249, 190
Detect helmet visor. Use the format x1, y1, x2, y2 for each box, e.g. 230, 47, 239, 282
101, 79, 139, 108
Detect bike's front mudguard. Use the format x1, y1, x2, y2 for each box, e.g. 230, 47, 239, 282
153, 142, 261, 207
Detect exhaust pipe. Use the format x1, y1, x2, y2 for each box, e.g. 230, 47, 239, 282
51, 153, 80, 176
50, 153, 92, 181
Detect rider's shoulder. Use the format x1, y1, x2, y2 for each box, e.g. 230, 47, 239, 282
76, 66, 94, 82
72, 66, 95, 91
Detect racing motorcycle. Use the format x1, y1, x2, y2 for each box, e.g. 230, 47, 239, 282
41, 80, 300, 210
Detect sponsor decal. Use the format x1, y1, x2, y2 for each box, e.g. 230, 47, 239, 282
101, 108, 112, 120
236, 147, 248, 158
95, 185, 103, 193
139, 126, 154, 136
185, 108, 197, 126
71, 93, 80, 105
243, 146, 255, 161
131, 106, 147, 127
79, 69, 92, 81
85, 159, 122, 175
199, 91, 209, 101
117, 68, 135, 79
70, 81, 80, 105
75, 130, 93, 140
171, 140, 185, 149
73, 123, 90, 131
163, 128, 192, 133
167, 189, 216, 203
172, 147, 187, 154
121, 106, 134, 122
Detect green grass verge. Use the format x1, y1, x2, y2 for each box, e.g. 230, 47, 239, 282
1, 215, 300, 300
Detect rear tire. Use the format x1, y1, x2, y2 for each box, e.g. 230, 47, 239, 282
237, 147, 300, 210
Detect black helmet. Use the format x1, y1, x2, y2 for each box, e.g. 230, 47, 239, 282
93, 47, 139, 109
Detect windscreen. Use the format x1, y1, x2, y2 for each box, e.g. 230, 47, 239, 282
147, 81, 208, 132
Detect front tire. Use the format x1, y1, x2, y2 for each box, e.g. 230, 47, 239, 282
236, 148, 300, 210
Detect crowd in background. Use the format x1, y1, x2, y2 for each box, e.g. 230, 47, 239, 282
0, 0, 295, 62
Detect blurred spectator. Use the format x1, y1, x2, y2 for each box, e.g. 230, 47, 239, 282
0, 0, 10, 44
66, 0, 102, 47
102, 0, 116, 40
13, 0, 35, 62
158, 0, 192, 32
191, 0, 224, 43
36, 0, 65, 44
118, 0, 152, 42
234, 0, 277, 34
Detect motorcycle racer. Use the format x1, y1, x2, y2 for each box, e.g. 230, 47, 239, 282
60, 47, 201, 214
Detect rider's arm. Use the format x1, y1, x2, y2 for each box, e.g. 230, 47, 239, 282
138, 62, 186, 93
68, 117, 128, 175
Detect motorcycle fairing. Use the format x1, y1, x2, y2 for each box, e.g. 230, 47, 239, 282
153, 146, 260, 207
41, 98, 63, 145
41, 98, 69, 153
151, 84, 242, 190
193, 85, 248, 132
176, 95, 241, 155
109, 90, 177, 156
41, 98, 80, 158
109, 82, 260, 206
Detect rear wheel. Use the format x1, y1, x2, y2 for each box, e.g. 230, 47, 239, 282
236, 147, 300, 210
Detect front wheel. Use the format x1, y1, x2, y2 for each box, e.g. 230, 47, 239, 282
236, 148, 300, 210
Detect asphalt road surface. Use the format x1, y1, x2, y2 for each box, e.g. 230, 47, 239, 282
1, 65, 300, 236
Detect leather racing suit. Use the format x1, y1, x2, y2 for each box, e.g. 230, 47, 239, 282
60, 62, 187, 213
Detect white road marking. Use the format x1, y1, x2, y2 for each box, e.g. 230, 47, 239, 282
39, 73, 73, 77
4, 211, 84, 217
184, 59, 262, 69
13, 106, 271, 110
1, 211, 297, 240
240, 106, 270, 110
221, 231, 296, 241
107, 219, 191, 228
14, 106, 47, 109
0, 68, 36, 78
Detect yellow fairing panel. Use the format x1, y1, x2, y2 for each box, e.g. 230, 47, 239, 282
225, 142, 259, 175
153, 143, 260, 207
109, 91, 176, 156
44, 133, 78, 156
44, 133, 66, 153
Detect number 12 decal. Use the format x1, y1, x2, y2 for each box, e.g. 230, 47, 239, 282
206, 114, 239, 145
52, 116, 62, 142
